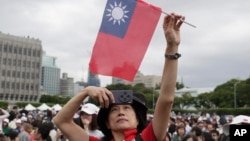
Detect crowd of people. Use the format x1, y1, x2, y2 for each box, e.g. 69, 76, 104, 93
0, 103, 248, 141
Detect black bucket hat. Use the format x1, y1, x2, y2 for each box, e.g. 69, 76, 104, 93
97, 91, 148, 140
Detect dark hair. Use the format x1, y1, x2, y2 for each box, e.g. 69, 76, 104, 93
210, 129, 219, 136
8, 129, 18, 140
75, 112, 99, 130
202, 132, 213, 141
37, 123, 53, 141
182, 134, 198, 141
191, 126, 202, 136
168, 124, 176, 135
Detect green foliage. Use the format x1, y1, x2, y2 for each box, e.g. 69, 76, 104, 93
40, 95, 71, 104
176, 82, 185, 90
16, 102, 40, 108
173, 93, 194, 109
0, 101, 9, 109
106, 83, 133, 90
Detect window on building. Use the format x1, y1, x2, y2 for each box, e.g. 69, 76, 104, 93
8, 58, 11, 65
3, 58, 6, 65
4, 43, 8, 52
14, 46, 17, 54
2, 70, 5, 76
21, 83, 25, 90
17, 71, 20, 78
30, 84, 34, 90
37, 50, 41, 57
25, 95, 28, 101
22, 72, 25, 79
9, 45, 12, 53
23, 48, 27, 55
5, 94, 9, 100
27, 61, 30, 67
28, 49, 31, 56
16, 83, 20, 89
23, 60, 26, 67
18, 48, 22, 54
20, 95, 24, 101
32, 73, 35, 79
0, 42, 2, 51
10, 94, 14, 100
13, 59, 16, 66
36, 62, 40, 68
33, 49, 36, 57
11, 82, 15, 89
36, 73, 39, 79
36, 84, 39, 91
6, 82, 10, 88
18, 60, 21, 67
12, 71, 16, 77
1, 81, 5, 88
26, 72, 30, 79
34, 95, 38, 101
32, 62, 35, 68
15, 94, 19, 100
29, 95, 33, 101
0, 93, 3, 99
7, 70, 11, 77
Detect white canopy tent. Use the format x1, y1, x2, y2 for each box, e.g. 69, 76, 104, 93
51, 104, 62, 111
37, 103, 51, 111
25, 104, 36, 111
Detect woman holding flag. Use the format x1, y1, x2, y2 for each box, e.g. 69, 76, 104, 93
54, 12, 185, 141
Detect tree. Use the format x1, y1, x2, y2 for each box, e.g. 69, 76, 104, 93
106, 83, 133, 90
176, 81, 185, 90
194, 93, 214, 109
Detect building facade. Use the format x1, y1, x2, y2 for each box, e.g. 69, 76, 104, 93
87, 70, 100, 87
0, 32, 42, 103
112, 71, 161, 88
41, 51, 60, 95
175, 87, 215, 97
60, 73, 74, 97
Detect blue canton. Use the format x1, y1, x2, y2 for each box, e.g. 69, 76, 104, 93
99, 0, 136, 38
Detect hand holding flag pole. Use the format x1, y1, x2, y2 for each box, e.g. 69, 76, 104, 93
162, 11, 196, 28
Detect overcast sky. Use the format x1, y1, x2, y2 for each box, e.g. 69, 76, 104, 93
1, 0, 250, 88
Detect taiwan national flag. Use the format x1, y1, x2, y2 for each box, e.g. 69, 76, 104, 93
89, 0, 161, 81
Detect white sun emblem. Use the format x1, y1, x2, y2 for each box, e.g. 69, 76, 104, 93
106, 1, 129, 25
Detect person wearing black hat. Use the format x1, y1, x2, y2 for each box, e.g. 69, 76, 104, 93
54, 12, 185, 141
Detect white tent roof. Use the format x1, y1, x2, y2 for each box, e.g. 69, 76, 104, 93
51, 104, 62, 111
25, 104, 36, 111
37, 103, 51, 111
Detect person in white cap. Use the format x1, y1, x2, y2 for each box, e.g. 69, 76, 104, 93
0, 108, 10, 134
2, 118, 11, 136
220, 115, 250, 141
74, 103, 104, 139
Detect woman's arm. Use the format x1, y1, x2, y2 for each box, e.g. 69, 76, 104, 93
152, 13, 185, 141
0, 108, 10, 119
53, 86, 114, 141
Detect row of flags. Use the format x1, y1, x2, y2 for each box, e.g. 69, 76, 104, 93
89, 0, 162, 81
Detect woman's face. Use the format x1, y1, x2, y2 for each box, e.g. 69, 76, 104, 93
107, 104, 138, 131
80, 112, 93, 125
177, 127, 185, 136
33, 127, 41, 141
